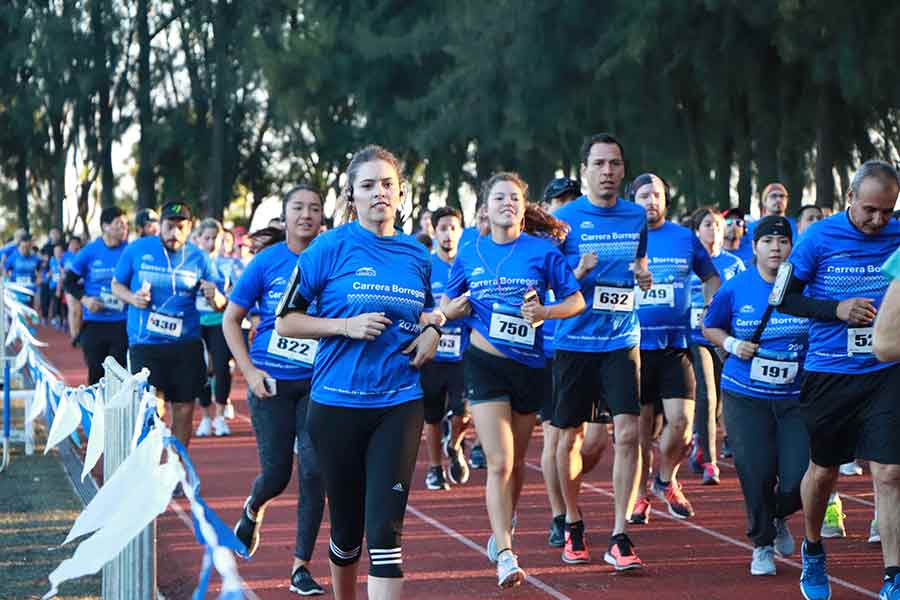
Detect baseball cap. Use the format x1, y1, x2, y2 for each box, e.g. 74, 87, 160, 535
135, 208, 159, 228
159, 201, 192, 222
753, 215, 793, 243
543, 177, 581, 202
722, 207, 745, 222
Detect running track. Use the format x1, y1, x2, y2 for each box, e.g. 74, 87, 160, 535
38, 325, 884, 599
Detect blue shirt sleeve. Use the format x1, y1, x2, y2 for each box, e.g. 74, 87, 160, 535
545, 247, 581, 299
228, 255, 262, 310
69, 245, 90, 277
788, 230, 818, 284
703, 284, 733, 332
296, 235, 335, 302
114, 244, 134, 287
692, 236, 717, 280
445, 255, 469, 298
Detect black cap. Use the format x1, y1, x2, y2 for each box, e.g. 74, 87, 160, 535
20, 232, 32, 242
135, 208, 159, 228
100, 206, 125, 225
722, 207, 745, 221
543, 177, 581, 202
159, 201, 191, 222
753, 215, 793, 243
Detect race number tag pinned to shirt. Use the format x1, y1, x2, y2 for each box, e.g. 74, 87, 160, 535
147, 312, 183, 338
847, 327, 874, 355
750, 357, 799, 385
489, 304, 536, 348
15, 275, 32, 286
267, 331, 317, 365
100, 291, 124, 312
690, 307, 704, 329
592, 285, 635, 312
437, 327, 462, 358
635, 284, 674, 307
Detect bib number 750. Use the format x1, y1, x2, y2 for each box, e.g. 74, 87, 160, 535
489, 312, 536, 348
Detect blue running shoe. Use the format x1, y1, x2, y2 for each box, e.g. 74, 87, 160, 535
800, 540, 831, 600
881, 575, 900, 599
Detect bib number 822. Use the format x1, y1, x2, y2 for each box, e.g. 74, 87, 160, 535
276, 336, 312, 356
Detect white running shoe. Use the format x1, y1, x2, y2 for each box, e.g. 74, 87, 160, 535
774, 517, 795, 557
213, 415, 231, 437
750, 545, 776, 576
224, 401, 235, 420
496, 550, 525, 588
839, 461, 863, 476
195, 416, 212, 437
869, 519, 881, 544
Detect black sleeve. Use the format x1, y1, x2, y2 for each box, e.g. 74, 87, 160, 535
63, 270, 85, 300
778, 274, 840, 321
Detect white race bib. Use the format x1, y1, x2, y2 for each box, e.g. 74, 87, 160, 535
691, 307, 704, 329
267, 331, 317, 365
100, 291, 124, 312
147, 312, 183, 338
750, 357, 799, 385
636, 284, 675, 307
847, 327, 874, 355
15, 275, 32, 285
593, 285, 635, 312
489, 311, 536, 348
437, 332, 462, 358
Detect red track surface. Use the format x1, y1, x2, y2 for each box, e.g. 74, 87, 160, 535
38, 325, 884, 599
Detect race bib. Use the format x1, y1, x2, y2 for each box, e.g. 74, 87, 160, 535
636, 284, 675, 307
437, 329, 462, 358
15, 275, 32, 286
691, 307, 704, 329
100, 291, 124, 312
847, 327, 874, 355
147, 312, 183, 338
750, 357, 799, 385
489, 307, 536, 348
593, 285, 635, 312
267, 331, 317, 365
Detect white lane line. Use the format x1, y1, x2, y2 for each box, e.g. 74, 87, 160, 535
718, 459, 877, 507
406, 503, 573, 600
524, 462, 878, 599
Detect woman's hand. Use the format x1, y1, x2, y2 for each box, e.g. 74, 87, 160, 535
344, 312, 393, 340
733, 340, 759, 360
404, 327, 440, 368
246, 367, 275, 399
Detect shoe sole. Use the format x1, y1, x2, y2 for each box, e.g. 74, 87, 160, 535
666, 504, 693, 520
498, 569, 525, 588
800, 586, 831, 600
868, 535, 881, 544
562, 553, 590, 564
627, 514, 649, 525
603, 552, 643, 571
425, 483, 450, 491
820, 530, 846, 539
750, 568, 776, 576
702, 478, 720, 486
289, 585, 325, 596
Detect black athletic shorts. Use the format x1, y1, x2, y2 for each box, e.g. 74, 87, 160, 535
639, 348, 696, 412
540, 358, 556, 423
129, 339, 206, 404
801, 364, 900, 467
552, 347, 641, 429
464, 346, 544, 415
420, 361, 466, 424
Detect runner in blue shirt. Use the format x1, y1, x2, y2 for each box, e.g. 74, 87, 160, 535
61, 236, 84, 345
723, 207, 754, 267
275, 146, 439, 600
419, 206, 472, 491
686, 206, 745, 485
442, 171, 584, 587
775, 160, 900, 600
111, 200, 225, 448
797, 205, 824, 237
63, 207, 129, 384
703, 215, 810, 576
0, 229, 27, 278
226, 184, 327, 596
47, 244, 66, 326
739, 183, 799, 258
550, 135, 652, 570
631, 173, 720, 524
4, 233, 42, 307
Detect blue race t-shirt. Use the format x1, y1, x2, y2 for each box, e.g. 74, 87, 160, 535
429, 252, 470, 363
230, 242, 314, 381
459, 226, 482, 250
739, 216, 798, 261
553, 196, 648, 353
445, 232, 580, 368
215, 254, 244, 288
296, 221, 433, 408
728, 241, 755, 268
114, 236, 214, 345
705, 268, 809, 399
690, 249, 745, 345
5, 249, 41, 293
69, 238, 128, 322
47, 256, 63, 292
638, 221, 717, 349
788, 210, 900, 374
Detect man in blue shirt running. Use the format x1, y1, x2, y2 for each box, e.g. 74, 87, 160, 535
551, 134, 653, 570
112, 201, 226, 448
64, 207, 129, 384
778, 160, 900, 600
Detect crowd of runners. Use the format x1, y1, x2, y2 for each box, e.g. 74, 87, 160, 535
6, 133, 900, 600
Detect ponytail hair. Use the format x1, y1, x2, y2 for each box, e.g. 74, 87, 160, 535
481, 171, 570, 243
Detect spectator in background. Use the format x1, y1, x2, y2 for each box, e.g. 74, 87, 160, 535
417, 209, 435, 238
135, 208, 160, 238
797, 205, 825, 236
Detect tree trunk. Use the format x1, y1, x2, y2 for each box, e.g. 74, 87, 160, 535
51, 120, 66, 230
715, 133, 733, 210
92, 0, 116, 208
16, 155, 29, 233
137, 0, 154, 209
205, 0, 233, 220
815, 84, 837, 209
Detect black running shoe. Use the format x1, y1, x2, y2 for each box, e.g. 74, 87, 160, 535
470, 443, 487, 469
548, 515, 566, 548
720, 435, 734, 459
233, 496, 263, 557
446, 441, 470, 485
290, 565, 325, 596
425, 465, 450, 490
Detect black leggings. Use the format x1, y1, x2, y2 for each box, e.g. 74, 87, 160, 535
247, 379, 325, 561
308, 398, 424, 578
200, 324, 233, 406
691, 344, 723, 464
80, 320, 128, 385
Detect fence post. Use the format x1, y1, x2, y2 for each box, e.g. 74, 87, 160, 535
101, 356, 157, 600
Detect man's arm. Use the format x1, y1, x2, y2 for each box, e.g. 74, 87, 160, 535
874, 279, 900, 362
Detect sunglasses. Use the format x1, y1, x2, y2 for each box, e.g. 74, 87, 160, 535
725, 218, 745, 226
